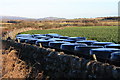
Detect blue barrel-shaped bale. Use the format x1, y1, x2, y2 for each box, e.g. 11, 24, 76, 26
25, 38, 38, 44
34, 36, 49, 39
35, 39, 54, 47
60, 43, 87, 54
49, 41, 70, 50
64, 39, 76, 43
90, 48, 120, 62
18, 37, 32, 43
49, 38, 66, 42
110, 51, 120, 66
45, 33, 61, 38
68, 37, 86, 41
32, 34, 44, 37
16, 34, 32, 37
59, 36, 69, 39
64, 37, 86, 43
92, 42, 114, 47
15, 34, 33, 42
74, 46, 103, 57
105, 44, 120, 49
76, 40, 98, 45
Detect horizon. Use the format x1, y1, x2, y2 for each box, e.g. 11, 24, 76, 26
0, 0, 119, 19
0, 15, 118, 19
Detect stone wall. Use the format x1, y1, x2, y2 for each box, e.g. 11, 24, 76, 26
2, 28, 38, 40
2, 40, 120, 80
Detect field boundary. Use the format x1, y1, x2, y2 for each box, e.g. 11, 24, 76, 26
2, 28, 38, 40
2, 40, 120, 79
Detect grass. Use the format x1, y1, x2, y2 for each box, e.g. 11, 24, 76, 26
22, 26, 119, 43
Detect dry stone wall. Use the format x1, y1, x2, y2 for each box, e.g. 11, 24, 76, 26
2, 28, 38, 40
2, 40, 120, 80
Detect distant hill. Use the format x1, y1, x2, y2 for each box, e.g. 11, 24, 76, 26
0, 15, 118, 21
0, 16, 34, 20
0, 16, 66, 21
38, 17, 66, 21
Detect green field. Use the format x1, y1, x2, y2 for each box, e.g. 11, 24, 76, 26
22, 26, 119, 43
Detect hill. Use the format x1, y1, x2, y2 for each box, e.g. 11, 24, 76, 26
0, 16, 34, 20
38, 17, 66, 21
0, 16, 66, 21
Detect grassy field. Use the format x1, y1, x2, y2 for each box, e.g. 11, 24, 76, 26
22, 26, 119, 43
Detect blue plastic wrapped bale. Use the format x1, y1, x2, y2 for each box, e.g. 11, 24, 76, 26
110, 51, 120, 61
92, 42, 114, 47
34, 36, 50, 40
16, 34, 33, 42
61, 43, 87, 54
18, 37, 32, 43
110, 51, 120, 66
45, 33, 61, 38
105, 44, 120, 49
64, 39, 76, 43
76, 40, 98, 45
49, 38, 66, 41
32, 34, 44, 37
69, 37, 86, 41
75, 46, 103, 56
34, 36, 47, 39
49, 41, 70, 50
64, 37, 86, 43
15, 36, 23, 42
16, 34, 32, 37
25, 38, 38, 44
35, 39, 54, 47
59, 36, 69, 39
43, 37, 51, 40
90, 48, 120, 60
35, 39, 45, 46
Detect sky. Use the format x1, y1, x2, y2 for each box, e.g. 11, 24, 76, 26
0, 0, 119, 19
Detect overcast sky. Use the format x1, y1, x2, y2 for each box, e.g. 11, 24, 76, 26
0, 0, 119, 19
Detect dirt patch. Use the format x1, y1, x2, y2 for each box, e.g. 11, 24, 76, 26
2, 50, 30, 79
1, 49, 43, 80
